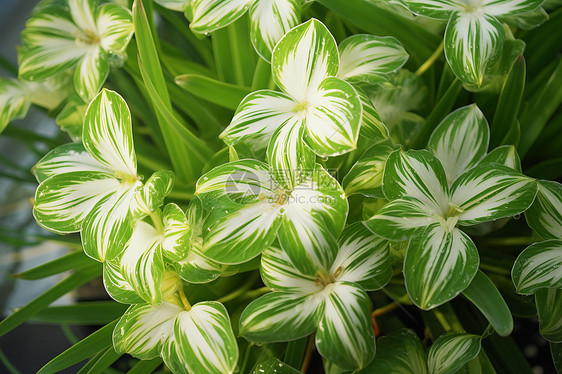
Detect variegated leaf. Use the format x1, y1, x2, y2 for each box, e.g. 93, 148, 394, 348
450, 163, 538, 226
267, 117, 315, 189
400, 0, 465, 19
56, 96, 87, 141
331, 222, 392, 291
427, 333, 481, 374
480, 145, 522, 171
95, 3, 134, 53
356, 87, 389, 141
316, 282, 375, 371
271, 18, 339, 102
220, 90, 295, 158
74, 46, 108, 101
303, 77, 362, 157
177, 247, 222, 284
69, 0, 97, 32
19, 4, 88, 81
103, 258, 145, 304
338, 34, 408, 84
162, 335, 190, 374
113, 302, 182, 359
363, 329, 427, 374
343, 139, 396, 197
189, 0, 253, 34
32, 142, 110, 183
260, 244, 323, 293
119, 221, 165, 304
536, 288, 562, 343
366, 197, 438, 241
154, 0, 190, 12
162, 203, 191, 262
33, 171, 119, 234
172, 301, 238, 374
444, 12, 505, 87
404, 224, 479, 309
382, 149, 449, 214
501, 7, 548, 29
248, 0, 301, 61
482, 0, 544, 16
525, 180, 562, 240
0, 78, 30, 133
239, 291, 323, 343
512, 240, 562, 295
81, 181, 141, 261
83, 89, 137, 178
133, 170, 174, 217
277, 166, 348, 274
427, 104, 489, 185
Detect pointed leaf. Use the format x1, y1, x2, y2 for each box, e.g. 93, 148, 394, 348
400, 0, 464, 19
427, 104, 489, 185
239, 291, 322, 343
450, 163, 538, 225
69, 0, 97, 32
189, 0, 253, 34
512, 240, 562, 295
34, 171, 119, 234
133, 170, 174, 217
0, 78, 30, 133
480, 145, 522, 171
427, 333, 481, 374
404, 225, 479, 310
482, 0, 544, 16
103, 259, 144, 304
162, 203, 191, 262
177, 248, 222, 284
331, 222, 392, 291
444, 12, 504, 87
83, 89, 137, 177
363, 329, 427, 374
271, 18, 339, 102
357, 87, 389, 141
338, 34, 408, 84
96, 3, 134, 53
303, 77, 362, 157
32, 143, 110, 183
220, 90, 295, 157
119, 221, 165, 303
74, 46, 108, 101
113, 302, 182, 359
536, 288, 562, 343
316, 282, 375, 371
172, 301, 239, 374
525, 180, 562, 240
382, 149, 449, 214
249, 0, 301, 61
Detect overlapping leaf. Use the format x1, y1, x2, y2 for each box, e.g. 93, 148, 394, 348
525, 180, 562, 239
512, 240, 562, 295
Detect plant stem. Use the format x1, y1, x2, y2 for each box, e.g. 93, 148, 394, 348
371, 302, 400, 336
301, 334, 315, 373
149, 210, 164, 233
178, 286, 192, 311
415, 41, 444, 76
216, 273, 259, 303
239, 343, 254, 374
481, 236, 537, 246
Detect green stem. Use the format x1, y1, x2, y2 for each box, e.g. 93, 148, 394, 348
415, 41, 444, 76
239, 343, 254, 374
216, 273, 259, 303
149, 210, 164, 233
178, 286, 192, 311
481, 236, 537, 246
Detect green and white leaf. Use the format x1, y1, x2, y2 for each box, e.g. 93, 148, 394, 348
73, 46, 108, 101
83, 89, 137, 178
444, 12, 505, 86
239, 291, 322, 343
248, 0, 301, 61
450, 163, 538, 225
113, 302, 182, 359
154, 0, 190, 12
512, 240, 562, 295
177, 247, 223, 284
536, 288, 562, 343
427, 333, 481, 374
103, 259, 145, 304
32, 142, 110, 183
357, 88, 389, 141
427, 104, 489, 185
271, 18, 339, 102
315, 282, 375, 371
501, 7, 548, 29
189, 0, 253, 34
303, 77, 362, 157
338, 34, 408, 84
362, 328, 427, 374
343, 140, 396, 198
261, 244, 323, 294
331, 222, 392, 291
172, 302, 239, 374
404, 224, 479, 310
133, 170, 174, 217
0, 78, 30, 133
480, 145, 522, 171
525, 180, 562, 240
382, 149, 449, 214
366, 197, 438, 241
162, 203, 191, 262
400, 0, 464, 19
220, 90, 295, 157
481, 0, 545, 17
95, 3, 134, 53
119, 221, 165, 304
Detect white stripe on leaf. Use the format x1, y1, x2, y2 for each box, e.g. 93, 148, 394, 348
512, 240, 562, 295
535, 288, 562, 343
96, 3, 134, 53
482, 0, 544, 16
525, 180, 562, 240
74, 46, 108, 101
189, 0, 253, 34
0, 78, 31, 133
103, 259, 144, 304
400, 0, 465, 19
427, 333, 481, 374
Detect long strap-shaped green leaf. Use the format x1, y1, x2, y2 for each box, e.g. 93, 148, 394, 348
30, 301, 128, 325
133, 0, 213, 182
76, 345, 122, 374
0, 265, 101, 337
13, 250, 92, 280
37, 320, 118, 374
